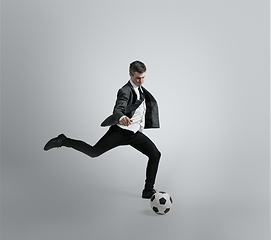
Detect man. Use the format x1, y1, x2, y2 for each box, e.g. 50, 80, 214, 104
44, 61, 161, 199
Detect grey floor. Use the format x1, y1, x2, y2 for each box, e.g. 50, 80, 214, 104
1, 144, 269, 240
2, 182, 269, 240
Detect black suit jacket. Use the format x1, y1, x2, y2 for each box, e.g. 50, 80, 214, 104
101, 81, 160, 128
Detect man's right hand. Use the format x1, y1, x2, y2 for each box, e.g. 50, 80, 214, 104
119, 116, 133, 126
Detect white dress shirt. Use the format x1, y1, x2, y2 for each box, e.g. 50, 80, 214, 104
117, 80, 146, 133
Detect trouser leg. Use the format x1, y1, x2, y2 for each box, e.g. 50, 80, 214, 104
62, 126, 124, 158
62, 125, 161, 190
129, 132, 161, 190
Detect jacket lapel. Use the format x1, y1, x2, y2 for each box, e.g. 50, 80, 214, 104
124, 81, 141, 115
127, 81, 137, 104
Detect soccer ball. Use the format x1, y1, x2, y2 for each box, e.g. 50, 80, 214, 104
150, 191, 173, 214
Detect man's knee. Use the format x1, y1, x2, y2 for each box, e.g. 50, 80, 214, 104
89, 149, 103, 158
89, 152, 100, 158
151, 149, 161, 162
157, 150, 161, 159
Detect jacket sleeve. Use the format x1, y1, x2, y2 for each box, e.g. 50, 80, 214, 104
112, 88, 129, 119
100, 88, 130, 127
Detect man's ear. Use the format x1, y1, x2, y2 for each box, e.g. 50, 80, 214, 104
129, 72, 133, 78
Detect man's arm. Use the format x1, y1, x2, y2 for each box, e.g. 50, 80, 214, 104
101, 85, 133, 127
113, 89, 128, 116
119, 116, 133, 126
113, 89, 133, 126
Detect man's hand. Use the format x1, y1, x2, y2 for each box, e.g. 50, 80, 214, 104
119, 116, 133, 126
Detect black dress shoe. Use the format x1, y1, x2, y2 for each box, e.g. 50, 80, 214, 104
44, 134, 67, 151
142, 189, 156, 199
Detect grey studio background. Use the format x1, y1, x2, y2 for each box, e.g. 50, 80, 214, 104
1, 1, 269, 240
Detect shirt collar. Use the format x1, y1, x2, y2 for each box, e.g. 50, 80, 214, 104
130, 79, 142, 91
129, 79, 138, 89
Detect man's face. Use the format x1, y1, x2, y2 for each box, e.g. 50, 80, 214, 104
130, 72, 146, 87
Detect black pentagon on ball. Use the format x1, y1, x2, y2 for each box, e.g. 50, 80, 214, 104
153, 206, 159, 213
164, 208, 170, 214
159, 191, 166, 194
159, 197, 166, 205
170, 196, 173, 203
151, 195, 155, 201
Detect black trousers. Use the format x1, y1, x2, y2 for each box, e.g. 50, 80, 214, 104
62, 125, 161, 190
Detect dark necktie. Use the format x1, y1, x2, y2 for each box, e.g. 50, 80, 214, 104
139, 87, 145, 101
124, 87, 145, 115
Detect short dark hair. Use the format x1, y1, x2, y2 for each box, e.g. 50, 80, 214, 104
129, 61, 147, 76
